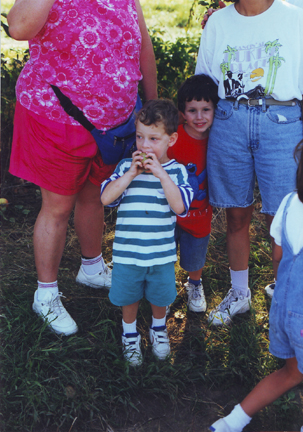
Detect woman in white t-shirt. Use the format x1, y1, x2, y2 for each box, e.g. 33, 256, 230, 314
195, 0, 303, 326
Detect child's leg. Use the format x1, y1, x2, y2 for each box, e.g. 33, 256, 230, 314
122, 301, 140, 324
121, 301, 142, 366
186, 267, 207, 312
241, 357, 303, 417
188, 268, 203, 281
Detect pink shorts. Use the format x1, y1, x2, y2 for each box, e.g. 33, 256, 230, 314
9, 102, 116, 195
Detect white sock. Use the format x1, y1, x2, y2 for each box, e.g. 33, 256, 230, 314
122, 319, 137, 335
224, 404, 252, 432
230, 268, 249, 297
81, 253, 104, 275
37, 280, 59, 301
152, 316, 166, 328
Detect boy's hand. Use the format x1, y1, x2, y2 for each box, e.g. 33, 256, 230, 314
129, 150, 147, 177
142, 153, 165, 178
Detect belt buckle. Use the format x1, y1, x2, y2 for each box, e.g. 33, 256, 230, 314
248, 98, 254, 107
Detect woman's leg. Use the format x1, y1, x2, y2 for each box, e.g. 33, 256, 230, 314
226, 205, 254, 271
34, 188, 76, 282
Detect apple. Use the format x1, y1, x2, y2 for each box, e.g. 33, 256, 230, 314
0, 198, 8, 206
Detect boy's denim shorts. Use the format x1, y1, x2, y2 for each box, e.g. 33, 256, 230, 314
109, 262, 177, 307
269, 292, 303, 374
207, 99, 302, 215
175, 225, 210, 272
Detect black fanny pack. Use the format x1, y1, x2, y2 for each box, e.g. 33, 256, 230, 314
51, 85, 142, 165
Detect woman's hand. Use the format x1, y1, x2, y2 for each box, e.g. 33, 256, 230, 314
8, 0, 56, 40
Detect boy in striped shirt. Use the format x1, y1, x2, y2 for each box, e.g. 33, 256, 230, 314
101, 99, 194, 366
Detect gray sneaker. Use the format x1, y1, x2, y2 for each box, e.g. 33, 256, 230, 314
208, 288, 251, 326
185, 279, 207, 312
265, 281, 275, 298
32, 290, 78, 336
122, 333, 142, 366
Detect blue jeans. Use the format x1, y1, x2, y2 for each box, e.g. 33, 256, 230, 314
207, 99, 302, 215
175, 225, 210, 272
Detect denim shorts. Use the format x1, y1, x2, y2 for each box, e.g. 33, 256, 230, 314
207, 99, 302, 215
175, 225, 210, 272
109, 262, 177, 307
269, 292, 303, 374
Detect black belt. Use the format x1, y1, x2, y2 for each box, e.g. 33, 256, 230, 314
229, 97, 299, 107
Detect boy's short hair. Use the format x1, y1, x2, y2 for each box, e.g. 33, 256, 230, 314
136, 99, 179, 135
178, 74, 219, 113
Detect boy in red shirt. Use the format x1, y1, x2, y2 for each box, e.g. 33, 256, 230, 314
168, 74, 218, 312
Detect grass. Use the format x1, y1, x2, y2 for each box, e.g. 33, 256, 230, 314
1, 186, 302, 432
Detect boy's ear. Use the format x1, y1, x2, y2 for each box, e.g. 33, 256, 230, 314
168, 132, 178, 147
179, 111, 186, 124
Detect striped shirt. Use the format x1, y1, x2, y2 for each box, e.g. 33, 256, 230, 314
101, 158, 194, 266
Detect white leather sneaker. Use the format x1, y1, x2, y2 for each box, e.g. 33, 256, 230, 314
76, 264, 111, 289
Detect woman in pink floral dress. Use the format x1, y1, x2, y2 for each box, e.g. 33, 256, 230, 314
7, 0, 157, 336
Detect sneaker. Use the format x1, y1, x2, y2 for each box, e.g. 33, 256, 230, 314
122, 333, 142, 366
209, 418, 233, 432
265, 281, 275, 298
32, 290, 78, 336
208, 288, 251, 326
76, 264, 111, 289
149, 326, 170, 360
185, 279, 207, 312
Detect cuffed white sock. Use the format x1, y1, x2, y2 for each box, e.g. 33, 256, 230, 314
122, 319, 137, 335
230, 268, 249, 297
151, 316, 166, 328
37, 280, 59, 301
224, 404, 252, 432
81, 253, 104, 275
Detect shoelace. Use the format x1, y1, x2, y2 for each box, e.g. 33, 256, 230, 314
192, 285, 202, 300
49, 292, 66, 316
216, 289, 238, 312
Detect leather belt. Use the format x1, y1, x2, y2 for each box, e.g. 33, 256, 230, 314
230, 97, 298, 107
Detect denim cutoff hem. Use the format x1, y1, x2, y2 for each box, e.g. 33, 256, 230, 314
175, 226, 210, 272
207, 99, 302, 215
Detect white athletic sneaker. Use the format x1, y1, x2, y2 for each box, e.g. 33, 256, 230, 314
265, 281, 275, 298
149, 326, 170, 360
76, 264, 111, 289
32, 290, 78, 336
122, 333, 142, 366
208, 288, 251, 326
185, 279, 207, 312
209, 418, 233, 432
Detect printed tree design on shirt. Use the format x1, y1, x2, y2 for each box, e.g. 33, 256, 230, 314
264, 40, 285, 95
221, 45, 237, 78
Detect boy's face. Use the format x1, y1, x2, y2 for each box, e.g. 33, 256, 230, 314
182, 98, 215, 140
136, 121, 177, 164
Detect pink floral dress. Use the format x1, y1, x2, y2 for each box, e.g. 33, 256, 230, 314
16, 0, 142, 130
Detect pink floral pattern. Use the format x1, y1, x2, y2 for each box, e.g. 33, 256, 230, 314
16, 0, 142, 130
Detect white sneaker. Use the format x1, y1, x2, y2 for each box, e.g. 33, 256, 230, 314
32, 290, 78, 336
185, 279, 207, 312
76, 264, 111, 289
149, 326, 170, 360
209, 418, 233, 432
122, 333, 142, 366
208, 288, 251, 326
265, 281, 275, 298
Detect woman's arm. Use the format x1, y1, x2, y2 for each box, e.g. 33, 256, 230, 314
135, 0, 158, 101
7, 0, 56, 40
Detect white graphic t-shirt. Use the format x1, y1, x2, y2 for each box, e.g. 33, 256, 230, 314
196, 0, 303, 101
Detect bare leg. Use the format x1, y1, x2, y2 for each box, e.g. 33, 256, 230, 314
150, 304, 166, 319
74, 180, 104, 258
34, 188, 76, 282
226, 206, 254, 271
265, 214, 279, 280
122, 301, 140, 323
189, 269, 203, 280
241, 357, 303, 417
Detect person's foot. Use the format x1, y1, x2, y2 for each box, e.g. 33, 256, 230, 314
209, 418, 233, 432
76, 264, 111, 289
208, 288, 251, 326
149, 326, 170, 359
265, 281, 275, 298
185, 279, 207, 312
32, 290, 78, 336
122, 333, 142, 366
